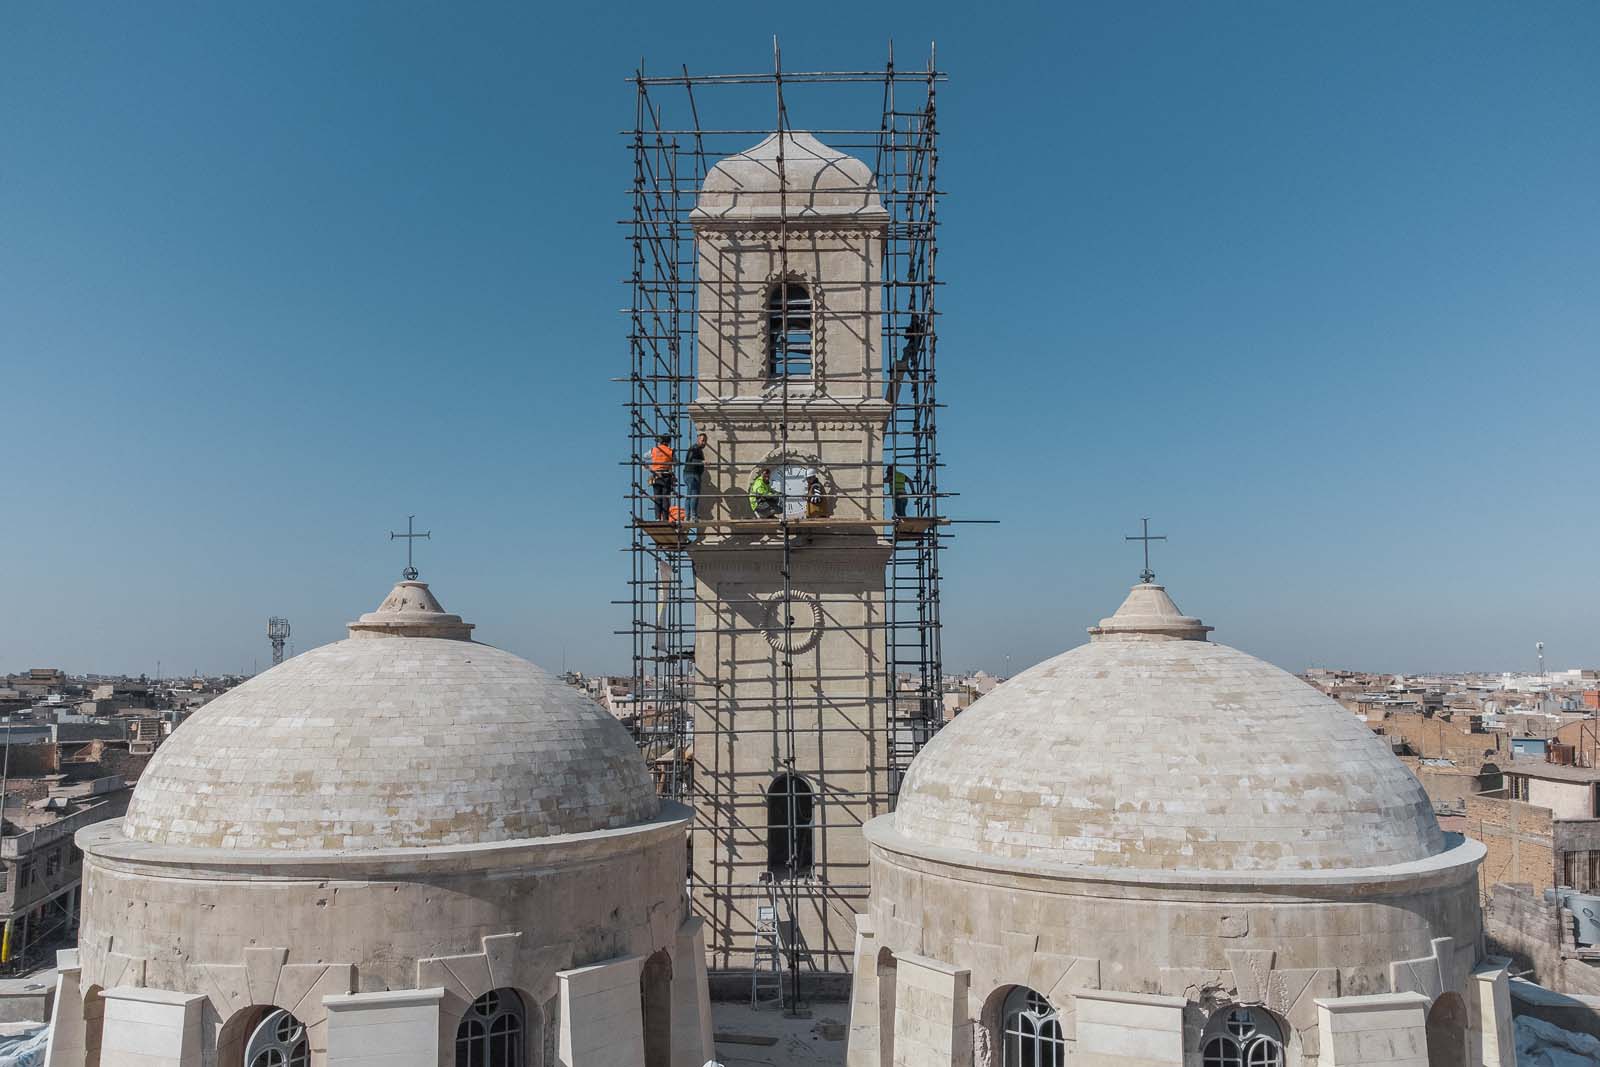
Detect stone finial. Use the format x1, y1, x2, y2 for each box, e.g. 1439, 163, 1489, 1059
347, 580, 475, 641
1087, 583, 1212, 642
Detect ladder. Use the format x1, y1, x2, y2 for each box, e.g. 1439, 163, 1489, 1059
750, 902, 784, 1008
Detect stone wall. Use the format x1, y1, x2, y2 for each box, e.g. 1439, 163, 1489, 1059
1401, 758, 1486, 814
1463, 793, 1554, 898
688, 541, 889, 971
1380, 713, 1504, 763
693, 227, 882, 404
1527, 777, 1594, 821
864, 826, 1485, 1064
1484, 884, 1563, 988
73, 811, 690, 1061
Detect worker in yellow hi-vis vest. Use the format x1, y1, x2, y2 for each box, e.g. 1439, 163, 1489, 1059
885, 465, 911, 519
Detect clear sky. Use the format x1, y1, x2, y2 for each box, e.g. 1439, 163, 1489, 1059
4, 2, 1597, 679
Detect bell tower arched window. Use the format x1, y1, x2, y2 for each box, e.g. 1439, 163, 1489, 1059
766, 280, 813, 379
766, 773, 815, 878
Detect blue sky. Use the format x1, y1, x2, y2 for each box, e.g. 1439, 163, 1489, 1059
3, 3, 1597, 678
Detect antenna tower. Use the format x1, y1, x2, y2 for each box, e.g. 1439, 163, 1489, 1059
267, 617, 291, 667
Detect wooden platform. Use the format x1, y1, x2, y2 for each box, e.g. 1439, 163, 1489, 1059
635, 516, 947, 547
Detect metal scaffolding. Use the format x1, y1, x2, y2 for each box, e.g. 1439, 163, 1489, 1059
621, 41, 948, 1006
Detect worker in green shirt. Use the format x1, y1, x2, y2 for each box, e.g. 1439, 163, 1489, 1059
749, 467, 781, 518
886, 465, 912, 519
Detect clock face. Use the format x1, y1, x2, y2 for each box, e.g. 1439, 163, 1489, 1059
760, 591, 824, 654
771, 464, 817, 519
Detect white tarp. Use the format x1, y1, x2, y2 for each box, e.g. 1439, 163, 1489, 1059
1514, 1013, 1600, 1066
0, 1024, 48, 1067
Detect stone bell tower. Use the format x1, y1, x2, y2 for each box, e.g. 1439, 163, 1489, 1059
685, 131, 893, 974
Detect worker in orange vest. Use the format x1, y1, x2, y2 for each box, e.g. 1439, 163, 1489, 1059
647, 434, 675, 520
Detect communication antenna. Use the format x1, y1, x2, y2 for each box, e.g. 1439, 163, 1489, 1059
267, 617, 292, 667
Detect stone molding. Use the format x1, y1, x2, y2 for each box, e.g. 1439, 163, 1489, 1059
864, 816, 1485, 900
417, 932, 575, 1012
705, 419, 887, 432
78, 803, 692, 879
956, 929, 1101, 1040
692, 221, 887, 239
687, 398, 892, 427
324, 988, 446, 1011
80, 933, 147, 993
690, 544, 893, 579
186, 946, 354, 1031
1388, 936, 1468, 1001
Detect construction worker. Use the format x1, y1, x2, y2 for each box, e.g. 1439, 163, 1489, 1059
648, 434, 674, 521
749, 467, 781, 519
885, 465, 911, 519
804, 474, 827, 519
682, 432, 707, 520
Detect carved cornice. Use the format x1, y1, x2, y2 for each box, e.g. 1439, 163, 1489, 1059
687, 398, 892, 429
692, 218, 888, 240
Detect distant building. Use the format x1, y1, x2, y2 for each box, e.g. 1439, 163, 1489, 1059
0, 775, 132, 974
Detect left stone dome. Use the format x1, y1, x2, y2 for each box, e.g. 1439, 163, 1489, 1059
122, 580, 659, 851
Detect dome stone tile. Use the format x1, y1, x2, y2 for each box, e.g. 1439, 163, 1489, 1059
893, 583, 1445, 872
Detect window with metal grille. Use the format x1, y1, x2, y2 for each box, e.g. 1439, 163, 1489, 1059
766, 773, 815, 879
766, 280, 813, 379
245, 1009, 309, 1067
1200, 1006, 1283, 1067
1000, 986, 1065, 1067
455, 988, 525, 1067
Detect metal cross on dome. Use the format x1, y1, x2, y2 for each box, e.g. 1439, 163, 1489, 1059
389, 515, 431, 581
1125, 517, 1166, 585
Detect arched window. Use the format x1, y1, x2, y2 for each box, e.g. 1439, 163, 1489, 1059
766, 774, 814, 879
1001, 987, 1065, 1067
244, 1009, 309, 1067
1426, 992, 1467, 1067
456, 988, 526, 1067
640, 950, 673, 1067
766, 280, 813, 379
1201, 1006, 1284, 1067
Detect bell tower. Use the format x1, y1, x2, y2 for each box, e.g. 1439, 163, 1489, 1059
686, 130, 894, 974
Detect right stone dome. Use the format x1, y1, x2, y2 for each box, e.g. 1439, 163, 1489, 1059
893, 582, 1446, 872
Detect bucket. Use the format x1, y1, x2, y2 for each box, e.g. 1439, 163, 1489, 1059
1569, 893, 1600, 946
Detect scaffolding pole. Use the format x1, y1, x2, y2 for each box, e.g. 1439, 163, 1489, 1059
622, 42, 949, 1002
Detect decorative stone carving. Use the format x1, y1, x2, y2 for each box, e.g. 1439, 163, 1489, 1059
416, 932, 575, 1011
84, 934, 146, 992
1389, 936, 1455, 1001
759, 591, 825, 654
186, 946, 354, 1029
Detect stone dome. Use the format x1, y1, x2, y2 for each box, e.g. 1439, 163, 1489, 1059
693, 131, 887, 221
893, 583, 1445, 873
122, 580, 658, 851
